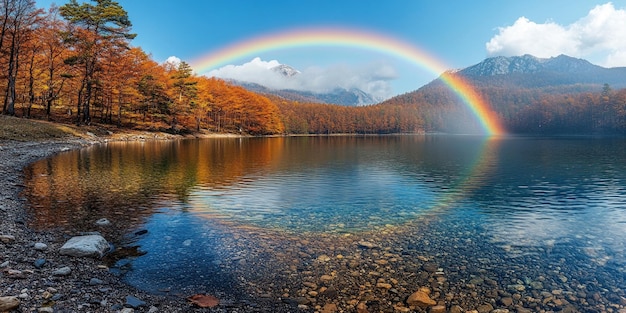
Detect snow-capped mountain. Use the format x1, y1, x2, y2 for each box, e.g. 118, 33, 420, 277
458, 54, 626, 88
271, 64, 300, 77
229, 63, 380, 106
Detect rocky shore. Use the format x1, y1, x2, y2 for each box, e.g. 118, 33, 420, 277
0, 138, 188, 312
3, 124, 626, 312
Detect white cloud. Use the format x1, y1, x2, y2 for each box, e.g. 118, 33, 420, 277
164, 55, 182, 67
206, 57, 397, 101
486, 3, 626, 67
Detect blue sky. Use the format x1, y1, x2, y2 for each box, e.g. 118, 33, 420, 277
37, 0, 626, 99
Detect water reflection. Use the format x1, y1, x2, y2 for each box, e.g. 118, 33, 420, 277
22, 136, 626, 310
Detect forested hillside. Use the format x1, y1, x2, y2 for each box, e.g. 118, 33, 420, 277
1, 1, 625, 136
0, 0, 284, 135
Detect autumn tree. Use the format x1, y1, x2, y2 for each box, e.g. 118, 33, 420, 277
1, 0, 41, 116
38, 5, 72, 119
59, 0, 135, 125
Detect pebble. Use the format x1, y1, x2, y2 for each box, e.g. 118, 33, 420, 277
0, 261, 9, 268
430, 305, 447, 313
52, 266, 71, 276
125, 295, 146, 308
357, 241, 378, 249
320, 275, 334, 281
38, 307, 54, 313
321, 303, 338, 313
34, 258, 46, 269
95, 218, 111, 226
89, 278, 104, 285
0, 234, 16, 243
34, 242, 48, 250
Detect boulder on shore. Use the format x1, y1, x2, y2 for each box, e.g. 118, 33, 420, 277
59, 235, 109, 258
0, 296, 20, 311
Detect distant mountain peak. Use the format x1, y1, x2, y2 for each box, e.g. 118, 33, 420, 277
460, 54, 602, 77
271, 64, 300, 77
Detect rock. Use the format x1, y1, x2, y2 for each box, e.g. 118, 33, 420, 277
34, 259, 46, 269
0, 296, 20, 311
492, 309, 510, 313
407, 290, 436, 308
356, 301, 368, 313
0, 234, 16, 243
476, 303, 494, 313
89, 278, 104, 285
95, 218, 111, 226
422, 262, 439, 273
450, 305, 464, 313
52, 266, 71, 276
0, 261, 10, 268
34, 242, 48, 250
59, 235, 109, 258
376, 282, 392, 289
321, 303, 338, 313
125, 295, 146, 308
500, 297, 513, 306
320, 275, 334, 281
120, 308, 134, 313
317, 255, 331, 262
38, 307, 54, 313
357, 241, 378, 249
430, 305, 446, 313
187, 294, 219, 308
303, 282, 318, 289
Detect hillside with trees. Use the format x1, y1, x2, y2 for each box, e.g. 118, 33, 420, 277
1, 1, 625, 136
0, 0, 285, 135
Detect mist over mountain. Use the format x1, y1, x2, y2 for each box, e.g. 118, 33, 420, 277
228, 63, 382, 106
209, 57, 391, 106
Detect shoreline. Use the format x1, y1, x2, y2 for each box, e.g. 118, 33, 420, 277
0, 134, 289, 312
4, 128, 625, 313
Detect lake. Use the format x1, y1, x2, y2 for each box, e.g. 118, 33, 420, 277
23, 135, 626, 311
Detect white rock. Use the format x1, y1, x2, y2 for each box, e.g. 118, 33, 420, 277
34, 243, 48, 251
59, 235, 109, 258
95, 218, 111, 226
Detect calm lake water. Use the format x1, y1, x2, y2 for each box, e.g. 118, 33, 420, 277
24, 135, 626, 311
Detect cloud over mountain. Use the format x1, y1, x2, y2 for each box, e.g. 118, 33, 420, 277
486, 3, 626, 67
206, 57, 397, 100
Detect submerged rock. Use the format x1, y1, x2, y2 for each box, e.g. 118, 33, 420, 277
406, 290, 436, 308
59, 235, 109, 258
125, 295, 146, 308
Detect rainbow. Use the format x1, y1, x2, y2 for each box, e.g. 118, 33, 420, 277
190, 27, 505, 136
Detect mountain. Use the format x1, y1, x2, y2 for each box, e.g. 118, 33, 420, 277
456, 54, 626, 88
271, 64, 300, 77
227, 63, 380, 106
379, 54, 626, 134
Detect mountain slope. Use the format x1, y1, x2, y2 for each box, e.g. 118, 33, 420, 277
457, 54, 626, 88
379, 54, 626, 134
